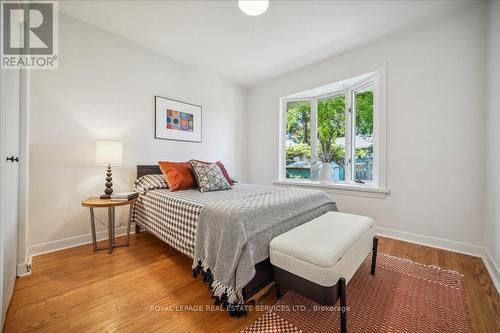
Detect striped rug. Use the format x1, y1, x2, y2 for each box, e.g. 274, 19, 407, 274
243, 254, 472, 333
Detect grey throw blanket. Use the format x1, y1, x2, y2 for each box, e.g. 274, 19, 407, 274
192, 186, 337, 309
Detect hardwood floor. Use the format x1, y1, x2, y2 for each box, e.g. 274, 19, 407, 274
3, 233, 500, 332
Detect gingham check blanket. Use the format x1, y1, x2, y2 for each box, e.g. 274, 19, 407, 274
131, 183, 287, 257
131, 183, 337, 310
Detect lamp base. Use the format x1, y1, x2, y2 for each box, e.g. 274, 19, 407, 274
101, 164, 113, 199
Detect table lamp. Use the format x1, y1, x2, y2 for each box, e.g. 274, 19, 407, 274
95, 140, 123, 199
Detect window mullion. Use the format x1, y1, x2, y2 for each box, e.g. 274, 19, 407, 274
310, 98, 318, 160
280, 100, 287, 180
345, 89, 353, 184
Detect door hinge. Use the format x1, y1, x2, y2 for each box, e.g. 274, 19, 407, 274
348, 107, 352, 113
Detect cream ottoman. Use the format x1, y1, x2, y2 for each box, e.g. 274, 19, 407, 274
270, 212, 378, 333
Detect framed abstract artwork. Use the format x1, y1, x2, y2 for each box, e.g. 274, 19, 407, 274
154, 96, 202, 142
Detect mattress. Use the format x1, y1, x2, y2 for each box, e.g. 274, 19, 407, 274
131, 183, 282, 257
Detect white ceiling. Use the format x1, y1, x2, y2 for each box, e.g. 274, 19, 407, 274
59, 0, 477, 87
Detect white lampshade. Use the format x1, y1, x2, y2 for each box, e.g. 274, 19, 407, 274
95, 140, 123, 166
238, 0, 269, 16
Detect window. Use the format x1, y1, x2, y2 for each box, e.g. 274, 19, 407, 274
318, 94, 346, 182
285, 101, 312, 179
280, 70, 385, 188
352, 83, 374, 181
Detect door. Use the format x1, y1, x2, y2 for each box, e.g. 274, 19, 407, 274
0, 67, 20, 328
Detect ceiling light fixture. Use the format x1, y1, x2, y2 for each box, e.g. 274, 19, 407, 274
238, 0, 269, 16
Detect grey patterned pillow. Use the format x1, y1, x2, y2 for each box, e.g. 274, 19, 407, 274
134, 174, 168, 194
191, 160, 232, 192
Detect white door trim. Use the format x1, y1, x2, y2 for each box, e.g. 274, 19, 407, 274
17, 68, 30, 276
0, 67, 22, 329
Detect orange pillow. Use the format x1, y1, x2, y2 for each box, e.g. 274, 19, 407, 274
158, 161, 196, 192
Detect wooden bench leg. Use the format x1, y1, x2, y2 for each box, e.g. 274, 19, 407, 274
371, 237, 379, 275
338, 277, 347, 333
247, 282, 275, 305
135, 223, 141, 234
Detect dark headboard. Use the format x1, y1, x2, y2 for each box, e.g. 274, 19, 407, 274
137, 165, 162, 179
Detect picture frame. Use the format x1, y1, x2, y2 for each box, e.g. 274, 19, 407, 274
154, 96, 202, 143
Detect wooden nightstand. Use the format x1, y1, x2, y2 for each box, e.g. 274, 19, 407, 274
81, 197, 137, 254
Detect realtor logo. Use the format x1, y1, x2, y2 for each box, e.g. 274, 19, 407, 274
1, 1, 58, 69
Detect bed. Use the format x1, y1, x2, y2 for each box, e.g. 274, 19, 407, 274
132, 165, 337, 314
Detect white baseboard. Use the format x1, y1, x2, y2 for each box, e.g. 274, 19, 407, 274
376, 226, 500, 294
16, 263, 31, 277
17, 225, 130, 277
375, 226, 484, 257
17, 224, 500, 295
482, 247, 500, 294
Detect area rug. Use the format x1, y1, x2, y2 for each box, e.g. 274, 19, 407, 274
242, 253, 472, 333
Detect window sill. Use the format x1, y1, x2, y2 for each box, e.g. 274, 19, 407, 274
273, 180, 390, 199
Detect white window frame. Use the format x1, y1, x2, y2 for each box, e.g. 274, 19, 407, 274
348, 77, 378, 185
277, 66, 388, 198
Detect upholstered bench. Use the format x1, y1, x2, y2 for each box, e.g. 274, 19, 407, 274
270, 212, 378, 333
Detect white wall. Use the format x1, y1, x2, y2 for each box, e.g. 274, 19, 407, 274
246, 5, 485, 248
28, 14, 247, 246
484, 1, 500, 276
